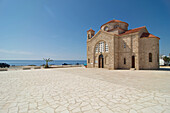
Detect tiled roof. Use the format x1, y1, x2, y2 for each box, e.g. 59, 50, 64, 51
101, 20, 129, 28
141, 33, 160, 39
119, 26, 146, 36
87, 28, 95, 32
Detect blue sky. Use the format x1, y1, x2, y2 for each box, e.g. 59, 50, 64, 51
0, 0, 169, 60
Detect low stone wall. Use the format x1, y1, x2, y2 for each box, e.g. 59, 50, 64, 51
23, 67, 31, 70
34, 66, 41, 69
51, 65, 83, 68
0, 68, 8, 71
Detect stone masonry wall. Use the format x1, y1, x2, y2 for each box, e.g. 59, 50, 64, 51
87, 31, 114, 69
87, 26, 159, 70
139, 38, 159, 69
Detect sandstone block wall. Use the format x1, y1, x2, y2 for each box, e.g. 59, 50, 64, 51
87, 22, 159, 70
139, 38, 159, 69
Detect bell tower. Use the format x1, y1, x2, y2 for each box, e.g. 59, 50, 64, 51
87, 28, 95, 40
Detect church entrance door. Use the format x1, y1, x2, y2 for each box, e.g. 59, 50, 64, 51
99, 54, 104, 68
132, 56, 135, 68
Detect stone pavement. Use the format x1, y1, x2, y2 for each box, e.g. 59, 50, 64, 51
0, 67, 170, 113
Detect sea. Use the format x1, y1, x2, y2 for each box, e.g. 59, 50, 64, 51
0, 60, 87, 66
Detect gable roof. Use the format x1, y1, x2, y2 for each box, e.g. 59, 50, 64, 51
119, 26, 146, 36
87, 28, 95, 32
140, 33, 160, 39
87, 30, 115, 42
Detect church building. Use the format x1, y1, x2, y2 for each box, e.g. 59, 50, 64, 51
87, 19, 160, 70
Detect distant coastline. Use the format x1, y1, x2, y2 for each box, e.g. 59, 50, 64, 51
0, 60, 86, 66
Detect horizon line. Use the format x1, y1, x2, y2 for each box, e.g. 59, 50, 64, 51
0, 59, 87, 61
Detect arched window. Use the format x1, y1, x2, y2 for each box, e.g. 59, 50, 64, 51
88, 58, 90, 63
99, 42, 104, 53
95, 45, 98, 53
88, 34, 90, 39
124, 42, 126, 48
104, 26, 109, 31
114, 25, 119, 28
124, 58, 126, 64
157, 54, 159, 62
95, 41, 109, 53
95, 56, 98, 64
105, 43, 109, 52
149, 53, 152, 62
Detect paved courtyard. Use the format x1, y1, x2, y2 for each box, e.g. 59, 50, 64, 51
0, 67, 170, 113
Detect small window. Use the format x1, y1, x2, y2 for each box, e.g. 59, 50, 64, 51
88, 34, 90, 39
114, 25, 119, 28
157, 54, 159, 62
88, 59, 90, 63
124, 42, 126, 48
124, 58, 126, 64
95, 45, 98, 53
105, 43, 109, 52
104, 26, 109, 31
149, 53, 152, 62
95, 57, 98, 64
91, 34, 94, 38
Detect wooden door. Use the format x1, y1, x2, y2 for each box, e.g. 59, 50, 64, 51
132, 56, 135, 68
99, 54, 104, 68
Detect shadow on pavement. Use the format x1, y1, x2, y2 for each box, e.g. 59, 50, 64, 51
158, 68, 170, 71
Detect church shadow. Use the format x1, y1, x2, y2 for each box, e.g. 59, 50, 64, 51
158, 68, 170, 71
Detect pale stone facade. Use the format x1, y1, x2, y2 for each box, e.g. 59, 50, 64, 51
87, 19, 160, 70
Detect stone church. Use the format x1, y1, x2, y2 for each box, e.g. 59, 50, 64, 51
87, 19, 160, 70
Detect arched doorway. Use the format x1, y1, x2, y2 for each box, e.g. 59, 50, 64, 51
132, 56, 135, 68
99, 54, 104, 68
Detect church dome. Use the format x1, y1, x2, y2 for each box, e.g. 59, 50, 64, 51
101, 20, 129, 28
101, 19, 129, 32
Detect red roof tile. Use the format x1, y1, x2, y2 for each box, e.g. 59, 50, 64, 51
141, 33, 160, 39
87, 28, 95, 32
101, 20, 129, 28
119, 26, 146, 36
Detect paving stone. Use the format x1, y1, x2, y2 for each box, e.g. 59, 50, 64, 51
42, 107, 54, 113
84, 109, 100, 113
98, 107, 113, 113
61, 110, 70, 113
141, 107, 155, 113
81, 105, 92, 111
55, 106, 67, 112
72, 107, 81, 112
129, 109, 138, 113
0, 68, 170, 113
8, 107, 18, 113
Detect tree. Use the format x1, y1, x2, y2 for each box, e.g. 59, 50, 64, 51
43, 58, 53, 68
163, 56, 170, 66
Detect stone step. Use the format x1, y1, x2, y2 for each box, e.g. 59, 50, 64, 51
130, 68, 136, 70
